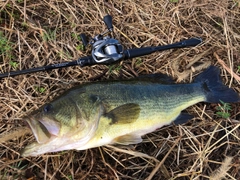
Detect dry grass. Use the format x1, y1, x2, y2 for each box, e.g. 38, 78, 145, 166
0, 0, 240, 179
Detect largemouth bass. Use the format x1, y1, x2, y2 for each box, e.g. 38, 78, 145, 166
21, 66, 240, 156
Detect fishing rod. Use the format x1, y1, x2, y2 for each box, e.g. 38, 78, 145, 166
0, 15, 202, 79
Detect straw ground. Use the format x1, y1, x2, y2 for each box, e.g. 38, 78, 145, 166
0, 0, 240, 179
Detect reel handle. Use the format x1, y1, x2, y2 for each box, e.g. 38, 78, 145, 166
103, 15, 113, 32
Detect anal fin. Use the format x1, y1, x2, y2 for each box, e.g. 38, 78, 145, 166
113, 134, 142, 145
173, 113, 194, 125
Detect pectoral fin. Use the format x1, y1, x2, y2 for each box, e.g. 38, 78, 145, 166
114, 134, 142, 145
173, 113, 194, 125
105, 103, 140, 125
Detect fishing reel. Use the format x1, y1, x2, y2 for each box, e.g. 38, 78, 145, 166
79, 15, 124, 64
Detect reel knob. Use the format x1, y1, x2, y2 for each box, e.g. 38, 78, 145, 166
103, 15, 113, 32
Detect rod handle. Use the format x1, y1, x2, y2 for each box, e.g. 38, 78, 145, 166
179, 37, 202, 47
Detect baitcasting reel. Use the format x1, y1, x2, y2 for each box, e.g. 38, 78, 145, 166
80, 15, 124, 64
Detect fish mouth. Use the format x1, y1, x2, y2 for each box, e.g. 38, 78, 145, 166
25, 116, 52, 144
21, 116, 62, 157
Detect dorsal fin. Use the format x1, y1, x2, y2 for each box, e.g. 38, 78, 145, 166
132, 73, 175, 84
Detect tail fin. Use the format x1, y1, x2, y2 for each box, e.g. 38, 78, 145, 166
194, 66, 240, 103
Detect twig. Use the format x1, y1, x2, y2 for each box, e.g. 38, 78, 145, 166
0, 127, 31, 143
146, 137, 182, 180
214, 52, 240, 82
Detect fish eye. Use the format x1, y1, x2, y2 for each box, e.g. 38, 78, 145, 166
89, 95, 100, 103
43, 103, 53, 113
